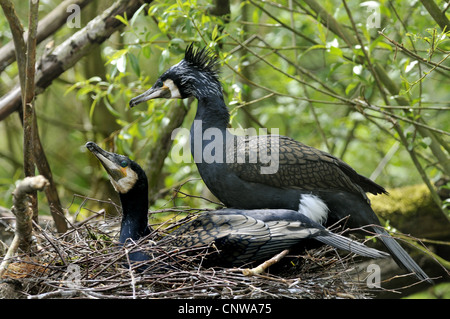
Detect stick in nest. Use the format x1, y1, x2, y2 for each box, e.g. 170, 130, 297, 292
242, 249, 290, 276
0, 176, 49, 278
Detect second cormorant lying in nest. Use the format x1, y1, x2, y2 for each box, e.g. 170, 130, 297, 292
129, 44, 431, 283
86, 141, 387, 270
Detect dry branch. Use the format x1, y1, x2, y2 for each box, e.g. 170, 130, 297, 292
0, 0, 151, 121
0, 0, 93, 73
0, 0, 152, 232
0, 175, 49, 278
11, 175, 49, 252
22, 0, 40, 222
1, 0, 69, 232
0, 0, 27, 89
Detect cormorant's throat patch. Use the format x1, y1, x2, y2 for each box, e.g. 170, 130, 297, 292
163, 79, 181, 99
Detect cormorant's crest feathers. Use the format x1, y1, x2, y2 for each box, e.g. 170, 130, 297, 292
184, 43, 220, 79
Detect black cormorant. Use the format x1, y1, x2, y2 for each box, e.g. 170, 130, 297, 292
129, 44, 431, 282
86, 141, 388, 269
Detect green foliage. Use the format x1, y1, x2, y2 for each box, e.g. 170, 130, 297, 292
0, 0, 448, 221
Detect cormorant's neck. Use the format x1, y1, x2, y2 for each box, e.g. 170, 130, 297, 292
189, 77, 230, 165
190, 74, 229, 131
195, 95, 229, 130
118, 187, 150, 244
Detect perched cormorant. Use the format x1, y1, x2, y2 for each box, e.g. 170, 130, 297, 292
86, 141, 388, 268
129, 44, 431, 282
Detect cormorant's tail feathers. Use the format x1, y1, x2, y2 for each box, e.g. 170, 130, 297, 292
314, 233, 389, 259
373, 227, 433, 284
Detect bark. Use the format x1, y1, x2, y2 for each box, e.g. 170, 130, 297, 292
419, 0, 450, 32
0, 0, 94, 73
0, 176, 49, 281
22, 0, 40, 221
0, 0, 151, 232
0, 0, 152, 121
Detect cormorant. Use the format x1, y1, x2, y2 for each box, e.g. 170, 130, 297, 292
129, 44, 431, 283
86, 141, 388, 269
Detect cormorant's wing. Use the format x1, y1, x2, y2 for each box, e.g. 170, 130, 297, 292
225, 135, 387, 202
165, 210, 388, 266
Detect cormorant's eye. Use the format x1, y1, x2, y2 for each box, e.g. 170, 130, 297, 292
120, 160, 128, 168
155, 80, 163, 88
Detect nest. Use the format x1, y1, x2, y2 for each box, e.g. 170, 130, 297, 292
0, 199, 380, 299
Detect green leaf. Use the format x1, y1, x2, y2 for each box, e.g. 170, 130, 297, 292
212, 25, 220, 42
142, 45, 152, 59
103, 97, 121, 118
328, 46, 343, 58
115, 14, 128, 26
130, 3, 147, 27
105, 49, 129, 66
345, 82, 359, 95
128, 53, 140, 77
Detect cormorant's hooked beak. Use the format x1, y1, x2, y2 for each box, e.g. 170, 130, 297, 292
86, 142, 126, 182
129, 85, 171, 108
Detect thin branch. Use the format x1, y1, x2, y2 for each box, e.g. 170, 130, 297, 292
0, 0, 152, 121
0, 0, 26, 89
249, 0, 317, 45
404, 51, 450, 94
395, 121, 446, 221
32, 113, 69, 232
342, 0, 389, 106
0, 0, 93, 73
22, 0, 40, 221
0, 175, 49, 278
419, 0, 450, 32
378, 31, 450, 72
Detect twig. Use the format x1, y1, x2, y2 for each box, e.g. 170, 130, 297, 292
0, 175, 49, 278
0, 0, 152, 121
0, 0, 26, 88
22, 0, 40, 222
0, 235, 20, 278
378, 31, 450, 72
242, 249, 290, 276
404, 51, 450, 94
248, 0, 316, 44
0, 0, 93, 73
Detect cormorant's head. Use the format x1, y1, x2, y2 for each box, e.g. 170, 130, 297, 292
86, 142, 145, 194
129, 43, 221, 107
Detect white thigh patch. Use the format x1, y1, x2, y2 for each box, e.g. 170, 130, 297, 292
298, 194, 329, 224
